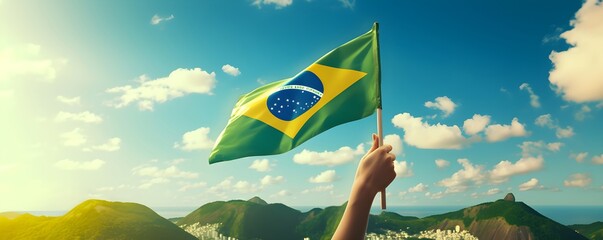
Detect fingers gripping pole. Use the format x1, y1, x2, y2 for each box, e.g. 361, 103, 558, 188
377, 108, 386, 210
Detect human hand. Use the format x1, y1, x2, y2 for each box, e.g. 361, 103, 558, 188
353, 134, 396, 197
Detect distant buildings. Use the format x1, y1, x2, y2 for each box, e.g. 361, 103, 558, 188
366, 225, 478, 240
181, 222, 478, 240
180, 223, 238, 240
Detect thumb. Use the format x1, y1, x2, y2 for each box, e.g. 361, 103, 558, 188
368, 134, 379, 153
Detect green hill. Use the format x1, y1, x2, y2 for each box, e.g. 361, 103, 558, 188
177, 197, 305, 240
0, 199, 196, 240
178, 195, 590, 240
367, 211, 427, 235
415, 199, 588, 240
1, 196, 594, 239
178, 197, 350, 240
570, 222, 603, 240
297, 203, 347, 240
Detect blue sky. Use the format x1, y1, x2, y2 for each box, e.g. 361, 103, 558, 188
1, 0, 602, 211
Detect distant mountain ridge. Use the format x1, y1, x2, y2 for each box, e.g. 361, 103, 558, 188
0, 199, 196, 240
0, 196, 599, 240
178, 195, 589, 240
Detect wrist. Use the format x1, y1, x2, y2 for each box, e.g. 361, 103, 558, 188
350, 181, 378, 204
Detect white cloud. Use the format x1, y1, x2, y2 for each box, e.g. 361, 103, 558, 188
489, 156, 544, 183
383, 134, 403, 155
150, 14, 174, 25
207, 176, 263, 195
392, 113, 467, 149
408, 183, 428, 193
484, 118, 527, 142
564, 173, 592, 187
535, 114, 553, 127
249, 159, 272, 172
207, 176, 234, 197
549, 0, 603, 102
425, 191, 445, 199
572, 152, 589, 162
0, 44, 67, 82
132, 165, 198, 179
56, 95, 80, 105
424, 96, 457, 117
534, 114, 575, 139
178, 181, 207, 192
338, 0, 356, 9
547, 142, 563, 152
394, 161, 413, 178
435, 159, 450, 168
592, 154, 603, 164
273, 190, 291, 197
221, 64, 241, 77
174, 127, 214, 151
519, 178, 541, 191
555, 126, 575, 138
91, 137, 121, 152
54, 111, 102, 123
55, 159, 105, 170
261, 175, 284, 186
233, 181, 260, 193
438, 159, 485, 193
252, 0, 292, 9
309, 170, 337, 183
463, 114, 491, 135
519, 83, 541, 108
293, 144, 364, 166
519, 141, 562, 157
106, 68, 216, 111
139, 177, 170, 189
485, 188, 500, 195
137, 100, 153, 111
575, 105, 592, 121
519, 141, 544, 157
301, 185, 334, 194
61, 128, 87, 146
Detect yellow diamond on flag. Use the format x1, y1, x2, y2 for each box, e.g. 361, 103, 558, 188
234, 63, 366, 138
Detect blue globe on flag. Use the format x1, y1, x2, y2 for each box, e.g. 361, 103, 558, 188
267, 71, 324, 121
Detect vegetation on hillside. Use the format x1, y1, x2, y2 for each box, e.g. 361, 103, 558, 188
0, 200, 196, 240
570, 222, 603, 240
177, 199, 304, 239
1, 197, 598, 240
178, 196, 589, 240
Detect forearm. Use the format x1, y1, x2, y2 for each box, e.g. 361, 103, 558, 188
332, 182, 377, 240
332, 135, 396, 240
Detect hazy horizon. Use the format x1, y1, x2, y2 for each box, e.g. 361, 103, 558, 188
5, 199, 602, 226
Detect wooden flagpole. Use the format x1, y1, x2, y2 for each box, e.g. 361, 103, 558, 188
377, 108, 386, 209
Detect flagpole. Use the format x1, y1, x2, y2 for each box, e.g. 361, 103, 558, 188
377, 108, 386, 210
374, 22, 386, 210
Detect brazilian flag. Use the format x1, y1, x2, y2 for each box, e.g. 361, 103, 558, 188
209, 23, 382, 164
